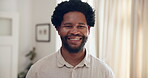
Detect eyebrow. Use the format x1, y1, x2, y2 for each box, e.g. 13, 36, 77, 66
78, 23, 86, 25
63, 23, 72, 25
63, 23, 86, 25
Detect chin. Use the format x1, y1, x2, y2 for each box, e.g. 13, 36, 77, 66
64, 44, 84, 53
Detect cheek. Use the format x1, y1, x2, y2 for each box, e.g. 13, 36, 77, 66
83, 29, 90, 36
58, 29, 68, 36
86, 31, 90, 37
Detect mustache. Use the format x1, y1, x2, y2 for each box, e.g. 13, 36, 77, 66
64, 34, 84, 40
66, 34, 82, 37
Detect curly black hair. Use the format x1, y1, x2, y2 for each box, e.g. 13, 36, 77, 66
51, 0, 95, 28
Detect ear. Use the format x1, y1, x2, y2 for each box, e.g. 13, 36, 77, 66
88, 26, 91, 34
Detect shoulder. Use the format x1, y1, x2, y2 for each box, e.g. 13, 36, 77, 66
89, 54, 106, 66
26, 52, 58, 78
30, 52, 57, 71
89, 54, 115, 78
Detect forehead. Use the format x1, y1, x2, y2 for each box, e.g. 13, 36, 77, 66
62, 11, 87, 25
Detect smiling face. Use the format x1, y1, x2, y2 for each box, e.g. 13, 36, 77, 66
58, 11, 90, 53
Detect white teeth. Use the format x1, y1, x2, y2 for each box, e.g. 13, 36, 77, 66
70, 39, 79, 40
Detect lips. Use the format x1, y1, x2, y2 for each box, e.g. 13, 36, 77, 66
69, 38, 80, 40
67, 36, 82, 44
68, 37, 82, 40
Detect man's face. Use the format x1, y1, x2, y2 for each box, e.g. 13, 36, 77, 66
57, 11, 90, 53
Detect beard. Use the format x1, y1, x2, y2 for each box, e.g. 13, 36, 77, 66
60, 34, 88, 53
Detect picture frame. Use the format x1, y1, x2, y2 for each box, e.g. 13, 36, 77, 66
36, 23, 50, 42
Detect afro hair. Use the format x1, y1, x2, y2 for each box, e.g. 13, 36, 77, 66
51, 0, 95, 28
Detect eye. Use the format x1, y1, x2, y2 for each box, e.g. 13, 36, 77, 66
77, 26, 86, 29
64, 26, 73, 29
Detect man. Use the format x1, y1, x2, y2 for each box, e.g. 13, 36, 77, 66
26, 0, 115, 78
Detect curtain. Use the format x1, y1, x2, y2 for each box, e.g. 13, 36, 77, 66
95, 0, 131, 78
95, 0, 148, 78
130, 0, 148, 78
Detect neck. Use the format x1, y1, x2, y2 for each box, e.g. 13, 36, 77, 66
61, 47, 86, 67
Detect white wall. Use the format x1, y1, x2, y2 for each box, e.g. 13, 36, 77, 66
18, 0, 34, 72
17, 0, 57, 73
32, 0, 57, 61
0, 0, 18, 11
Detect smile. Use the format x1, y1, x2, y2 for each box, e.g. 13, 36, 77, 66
68, 38, 82, 40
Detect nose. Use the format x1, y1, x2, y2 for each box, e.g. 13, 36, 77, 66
69, 27, 80, 35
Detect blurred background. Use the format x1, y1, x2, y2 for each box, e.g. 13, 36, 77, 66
0, 0, 147, 78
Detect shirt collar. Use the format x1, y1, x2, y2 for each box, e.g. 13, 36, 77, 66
56, 49, 90, 68
56, 49, 73, 68
82, 49, 90, 68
